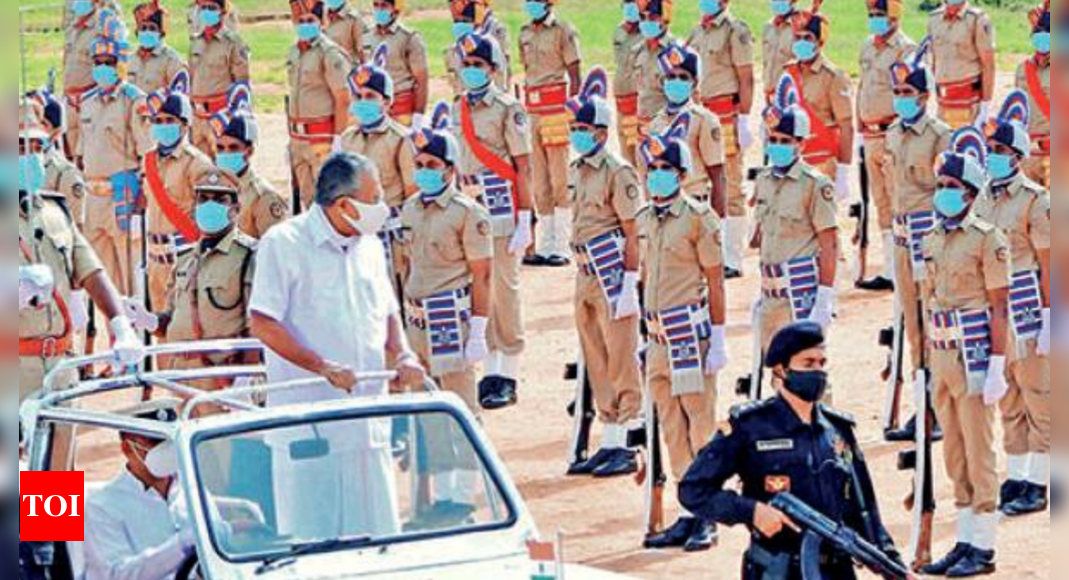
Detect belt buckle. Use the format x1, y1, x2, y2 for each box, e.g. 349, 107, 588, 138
42, 337, 59, 359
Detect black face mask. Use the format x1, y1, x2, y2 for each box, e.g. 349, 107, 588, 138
783, 370, 828, 403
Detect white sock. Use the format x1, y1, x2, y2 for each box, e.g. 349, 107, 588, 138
600, 424, 621, 451
1007, 454, 1031, 482
433, 472, 455, 503
538, 213, 556, 256
553, 208, 573, 259
957, 508, 975, 545
499, 354, 521, 381
1028, 453, 1051, 486
882, 231, 895, 280
724, 217, 746, 271
452, 470, 480, 504
484, 351, 502, 377
972, 512, 998, 551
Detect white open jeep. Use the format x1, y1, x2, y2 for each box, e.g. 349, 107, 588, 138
21, 340, 636, 580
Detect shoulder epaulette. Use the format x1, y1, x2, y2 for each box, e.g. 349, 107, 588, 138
970, 218, 995, 233
730, 398, 776, 421
821, 405, 857, 427
233, 232, 259, 251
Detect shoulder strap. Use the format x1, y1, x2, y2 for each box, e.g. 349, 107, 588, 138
459, 98, 519, 219
1024, 59, 1050, 122
144, 151, 203, 243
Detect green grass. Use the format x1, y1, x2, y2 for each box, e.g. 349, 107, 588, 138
19, 0, 1035, 113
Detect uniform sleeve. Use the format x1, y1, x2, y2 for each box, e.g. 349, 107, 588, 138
561, 23, 581, 68
611, 165, 644, 222
1029, 193, 1051, 252
974, 12, 996, 53
697, 114, 725, 168
70, 223, 105, 286
231, 38, 252, 82
678, 426, 758, 527
830, 70, 854, 124
809, 178, 839, 233
407, 32, 429, 75
85, 501, 189, 580
731, 22, 755, 68
130, 99, 154, 158
462, 205, 495, 263
248, 231, 291, 321
324, 46, 352, 95
982, 229, 1011, 292
397, 135, 418, 196
59, 167, 86, 204
696, 211, 724, 271
255, 187, 290, 237
504, 103, 534, 158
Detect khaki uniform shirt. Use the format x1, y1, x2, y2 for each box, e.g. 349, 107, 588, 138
519, 15, 581, 89
236, 170, 289, 240
886, 116, 953, 215
189, 28, 251, 99
922, 215, 1009, 312
639, 195, 723, 313
363, 22, 428, 95
399, 187, 494, 300
444, 17, 513, 95
165, 229, 256, 341
128, 46, 188, 95
325, 9, 366, 65
78, 85, 153, 179
858, 31, 917, 124
570, 149, 643, 245
19, 194, 103, 340
793, 56, 854, 129
64, 11, 105, 91
44, 150, 87, 226
973, 175, 1051, 273
762, 19, 795, 92
648, 102, 725, 195
340, 118, 416, 208
629, 36, 675, 119
613, 25, 643, 97
1015, 58, 1050, 138
687, 12, 755, 100
753, 163, 838, 266
927, 5, 995, 85
144, 141, 216, 236
287, 36, 351, 120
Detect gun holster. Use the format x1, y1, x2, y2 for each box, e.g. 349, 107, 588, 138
746, 545, 793, 580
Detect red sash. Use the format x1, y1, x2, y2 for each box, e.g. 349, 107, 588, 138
788, 66, 839, 161
18, 237, 73, 357
460, 98, 519, 220
1024, 59, 1050, 122
144, 151, 202, 243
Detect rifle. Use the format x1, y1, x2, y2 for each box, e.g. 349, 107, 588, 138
565, 357, 596, 473
736, 298, 765, 400
633, 391, 665, 538
880, 301, 907, 437
770, 493, 911, 580
286, 96, 303, 216
850, 145, 872, 284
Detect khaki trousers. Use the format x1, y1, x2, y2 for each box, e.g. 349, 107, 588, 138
574, 274, 642, 425
893, 246, 927, 372
290, 139, 334, 210
147, 259, 174, 313
488, 237, 526, 356
862, 135, 895, 232
931, 348, 998, 514
725, 153, 746, 218
647, 342, 717, 482
530, 115, 571, 216
84, 181, 136, 296
1000, 342, 1050, 455
20, 357, 77, 472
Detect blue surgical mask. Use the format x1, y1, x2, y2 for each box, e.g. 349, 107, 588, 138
623, 2, 640, 24
200, 8, 222, 28
351, 99, 385, 126
700, 0, 723, 17
325, 0, 345, 10
92, 64, 120, 88
767, 143, 798, 169
570, 129, 599, 156
373, 8, 394, 26
452, 22, 475, 41
868, 16, 891, 36
152, 123, 182, 148
525, 1, 549, 21
216, 151, 248, 175
664, 78, 694, 105
647, 169, 680, 198
639, 20, 663, 40
987, 152, 1017, 181
792, 39, 818, 61
893, 95, 922, 120
934, 187, 968, 219
461, 66, 491, 91
415, 167, 448, 195
1033, 32, 1051, 54
71, 0, 94, 17
297, 22, 321, 42
771, 0, 793, 17
945, 0, 965, 5
138, 30, 162, 50
19, 154, 46, 195
195, 200, 232, 234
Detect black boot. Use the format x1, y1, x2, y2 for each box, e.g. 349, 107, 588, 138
856, 276, 895, 292
523, 254, 550, 267
725, 267, 743, 280
482, 377, 518, 410
591, 449, 638, 478
946, 547, 995, 578
999, 480, 1029, 512
478, 376, 500, 408
543, 254, 571, 267
1003, 482, 1049, 516
567, 448, 616, 476
885, 414, 944, 443
920, 543, 973, 576
684, 521, 718, 552
643, 517, 695, 550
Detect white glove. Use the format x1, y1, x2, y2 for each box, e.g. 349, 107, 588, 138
122, 296, 160, 333
1038, 307, 1051, 356
109, 316, 145, 369
737, 114, 755, 151
614, 271, 641, 320
974, 101, 991, 130
332, 135, 344, 153
809, 286, 836, 329
704, 325, 729, 376
69, 290, 90, 332
465, 316, 490, 363
508, 210, 534, 256
983, 355, 1009, 406
19, 265, 54, 310
835, 164, 852, 203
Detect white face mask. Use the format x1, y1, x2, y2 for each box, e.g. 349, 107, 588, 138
342, 198, 390, 236
136, 440, 178, 479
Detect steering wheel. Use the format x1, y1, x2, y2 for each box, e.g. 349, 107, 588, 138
175, 554, 202, 580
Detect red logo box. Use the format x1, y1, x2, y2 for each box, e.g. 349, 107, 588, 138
20, 471, 85, 542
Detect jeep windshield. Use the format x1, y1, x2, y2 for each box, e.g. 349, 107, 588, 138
190, 405, 516, 563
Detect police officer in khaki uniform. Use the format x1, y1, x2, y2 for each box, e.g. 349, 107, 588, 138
28, 91, 88, 230
687, 0, 755, 279
855, 0, 916, 292
638, 131, 727, 553
211, 90, 290, 240
323, 0, 365, 65
628, 0, 675, 147
78, 23, 154, 297
364, 0, 430, 124
341, 57, 418, 292
129, 1, 187, 95
919, 128, 1009, 578
451, 33, 534, 410
974, 93, 1051, 516
564, 69, 644, 478
445, 0, 511, 96
19, 103, 143, 470
1016, 3, 1050, 188
519, 0, 582, 267
63, 0, 115, 164
287, 0, 352, 210
927, 0, 996, 130
189, 0, 250, 154
752, 80, 838, 384
400, 121, 494, 519
614, 0, 644, 166
142, 85, 216, 315
187, 0, 240, 45
762, 0, 798, 103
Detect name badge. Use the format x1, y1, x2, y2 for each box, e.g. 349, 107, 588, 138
756, 439, 795, 453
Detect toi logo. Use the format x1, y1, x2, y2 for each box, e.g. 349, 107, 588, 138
20, 471, 85, 542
